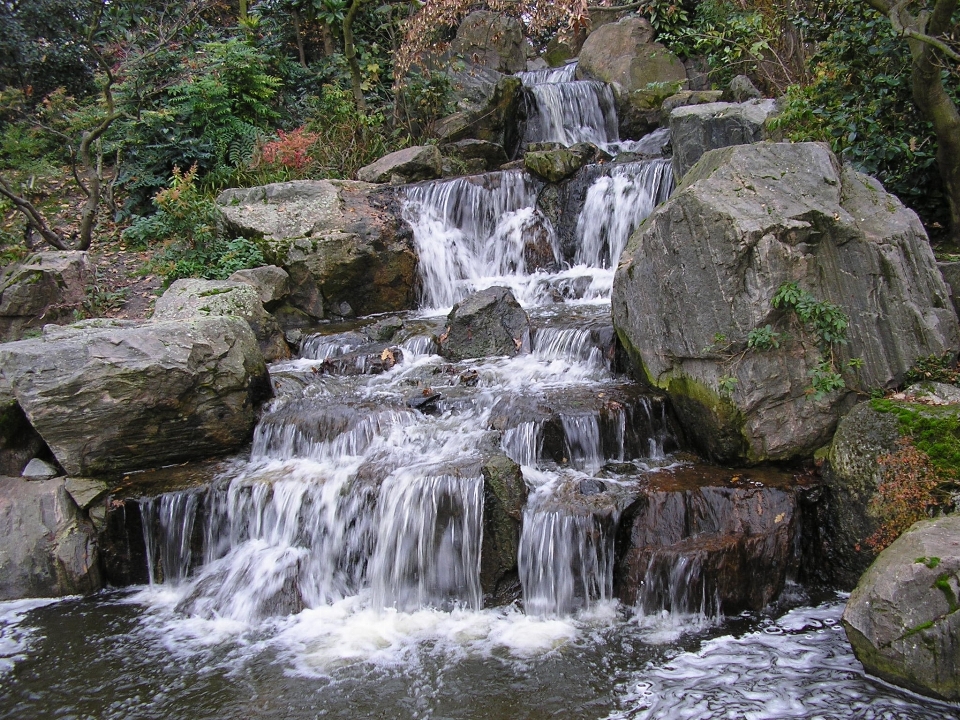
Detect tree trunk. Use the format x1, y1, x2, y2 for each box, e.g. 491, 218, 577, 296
293, 9, 307, 67
906, 0, 960, 245
344, 0, 367, 112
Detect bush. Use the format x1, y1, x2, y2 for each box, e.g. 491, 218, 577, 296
124, 165, 264, 283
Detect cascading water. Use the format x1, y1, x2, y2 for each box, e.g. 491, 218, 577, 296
2, 50, 944, 720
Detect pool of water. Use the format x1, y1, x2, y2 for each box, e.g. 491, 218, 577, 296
1, 591, 956, 720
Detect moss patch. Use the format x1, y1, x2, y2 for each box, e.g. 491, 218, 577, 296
870, 399, 960, 476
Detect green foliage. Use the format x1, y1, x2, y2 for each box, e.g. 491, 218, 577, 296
718, 375, 739, 397
747, 324, 782, 350
637, 1, 691, 35
772, 282, 848, 350
871, 399, 960, 474
904, 353, 960, 386
124, 165, 264, 283
770, 1, 955, 236
808, 359, 845, 400
398, 71, 453, 138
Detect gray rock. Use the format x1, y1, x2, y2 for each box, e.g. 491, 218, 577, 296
153, 278, 290, 362
0, 476, 102, 600
357, 145, 443, 185
450, 11, 526, 75
612, 142, 959, 464
228, 265, 290, 310
218, 180, 418, 320
939, 261, 960, 314
576, 17, 687, 95
0, 316, 271, 476
903, 381, 960, 405
440, 139, 508, 173
64, 477, 110, 511
843, 515, 960, 700
0, 251, 92, 341
722, 75, 763, 102
439, 286, 530, 361
661, 90, 724, 114
21, 458, 58, 480
436, 75, 523, 157
669, 99, 778, 179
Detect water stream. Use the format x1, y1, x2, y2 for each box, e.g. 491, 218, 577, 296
0, 63, 956, 720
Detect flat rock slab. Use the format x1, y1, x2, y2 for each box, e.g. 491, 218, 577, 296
0, 317, 271, 476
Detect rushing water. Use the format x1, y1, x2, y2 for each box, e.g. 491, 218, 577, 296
2, 61, 956, 720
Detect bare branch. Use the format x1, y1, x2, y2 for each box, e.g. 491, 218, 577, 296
0, 176, 70, 250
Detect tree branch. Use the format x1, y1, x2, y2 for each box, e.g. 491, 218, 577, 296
0, 176, 69, 250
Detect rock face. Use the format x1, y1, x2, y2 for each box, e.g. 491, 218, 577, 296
438, 286, 530, 361
843, 515, 960, 701
0, 476, 101, 600
0, 317, 271, 476
357, 145, 443, 184
670, 99, 777, 179
612, 142, 959, 464
450, 11, 526, 75
616, 466, 798, 614
440, 139, 508, 175
217, 180, 417, 321
939, 260, 960, 314
0, 251, 92, 341
153, 278, 289, 361
577, 17, 686, 95
436, 75, 523, 157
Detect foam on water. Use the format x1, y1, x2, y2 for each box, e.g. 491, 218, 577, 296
0, 598, 60, 676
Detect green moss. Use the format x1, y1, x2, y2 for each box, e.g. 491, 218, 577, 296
916, 556, 942, 569
197, 288, 232, 298
870, 399, 960, 475
934, 573, 959, 612
903, 619, 935, 638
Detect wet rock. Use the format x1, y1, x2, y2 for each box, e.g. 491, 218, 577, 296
406, 391, 441, 412
722, 75, 763, 103
364, 316, 404, 343
227, 265, 290, 310
669, 99, 777, 179
64, 477, 110, 511
612, 142, 959, 464
480, 454, 527, 605
843, 515, 960, 701
218, 180, 417, 320
524, 142, 603, 183
438, 286, 530, 362
576, 17, 687, 96
0, 251, 92, 342
153, 278, 290, 362
450, 11, 526, 75
98, 496, 149, 586
21, 458, 58, 480
0, 317, 271, 476
0, 475, 102, 600
615, 466, 798, 613
579, 478, 606, 496
357, 145, 443, 185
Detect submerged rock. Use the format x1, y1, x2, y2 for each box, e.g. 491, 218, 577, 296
0, 251, 92, 342
0, 317, 271, 476
153, 278, 290, 362
843, 515, 960, 701
438, 286, 530, 361
612, 142, 959, 464
217, 180, 417, 321
0, 475, 102, 600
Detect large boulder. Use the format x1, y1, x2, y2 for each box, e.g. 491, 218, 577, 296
450, 11, 526, 75
670, 99, 778, 179
435, 75, 524, 158
616, 466, 798, 614
524, 142, 602, 183
217, 180, 417, 321
0, 251, 92, 341
612, 142, 959, 464
576, 17, 687, 95
843, 515, 960, 701
228, 265, 290, 310
0, 317, 271, 476
153, 278, 290, 361
357, 145, 443, 185
0, 475, 102, 600
438, 286, 531, 361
